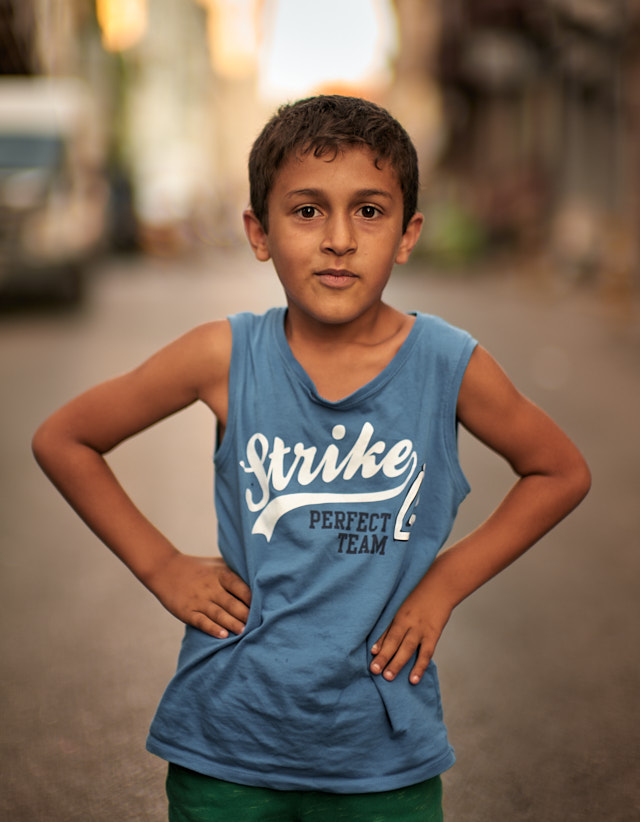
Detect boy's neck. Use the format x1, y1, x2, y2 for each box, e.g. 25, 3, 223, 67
284, 300, 405, 348
283, 302, 415, 402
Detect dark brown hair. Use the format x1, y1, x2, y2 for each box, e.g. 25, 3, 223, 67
248, 95, 419, 233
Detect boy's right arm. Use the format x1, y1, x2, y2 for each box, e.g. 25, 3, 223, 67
32, 320, 251, 638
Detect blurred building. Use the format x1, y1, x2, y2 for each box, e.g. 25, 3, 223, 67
0, 1, 112, 299
2, 0, 637, 295
0, 0, 37, 74
0, 0, 92, 76
433, 0, 640, 294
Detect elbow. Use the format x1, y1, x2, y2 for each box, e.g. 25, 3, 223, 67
578, 458, 592, 501
32, 421, 55, 471
32, 417, 69, 474
32, 422, 45, 463
32, 416, 102, 479
566, 452, 591, 510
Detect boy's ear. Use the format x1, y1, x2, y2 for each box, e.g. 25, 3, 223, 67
243, 209, 271, 262
395, 212, 424, 265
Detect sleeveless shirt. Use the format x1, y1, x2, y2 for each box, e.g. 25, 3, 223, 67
147, 307, 477, 793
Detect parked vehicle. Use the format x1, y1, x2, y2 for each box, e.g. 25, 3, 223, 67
0, 77, 107, 302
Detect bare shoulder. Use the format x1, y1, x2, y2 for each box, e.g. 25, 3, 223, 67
457, 345, 519, 415
34, 319, 232, 455
457, 345, 544, 447
160, 319, 232, 391
131, 318, 232, 415
457, 345, 589, 482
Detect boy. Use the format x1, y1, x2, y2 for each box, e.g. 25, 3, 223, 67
32, 95, 590, 821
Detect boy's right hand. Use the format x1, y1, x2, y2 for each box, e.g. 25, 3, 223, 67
146, 554, 251, 638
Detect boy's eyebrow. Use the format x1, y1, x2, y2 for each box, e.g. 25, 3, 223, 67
284, 187, 394, 201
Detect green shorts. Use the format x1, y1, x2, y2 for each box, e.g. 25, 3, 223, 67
166, 763, 443, 822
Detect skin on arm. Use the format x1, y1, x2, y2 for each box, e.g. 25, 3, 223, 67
370, 345, 591, 684
31, 320, 251, 639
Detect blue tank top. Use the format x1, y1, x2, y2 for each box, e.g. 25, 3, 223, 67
147, 307, 477, 793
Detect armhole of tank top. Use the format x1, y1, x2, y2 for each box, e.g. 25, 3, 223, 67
442, 336, 477, 499
213, 315, 241, 470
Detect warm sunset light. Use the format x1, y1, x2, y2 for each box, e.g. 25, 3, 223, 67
198, 0, 259, 78
96, 0, 148, 52
257, 0, 398, 101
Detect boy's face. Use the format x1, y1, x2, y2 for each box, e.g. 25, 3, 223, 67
244, 146, 423, 331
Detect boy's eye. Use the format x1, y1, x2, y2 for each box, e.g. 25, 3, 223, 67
359, 205, 380, 219
296, 206, 319, 219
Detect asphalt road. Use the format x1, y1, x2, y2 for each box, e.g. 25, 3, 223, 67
1, 246, 638, 821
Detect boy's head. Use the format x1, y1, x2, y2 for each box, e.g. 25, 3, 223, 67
248, 95, 419, 234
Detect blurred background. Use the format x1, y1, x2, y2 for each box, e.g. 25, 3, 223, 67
1, 2, 639, 821
1, 0, 639, 297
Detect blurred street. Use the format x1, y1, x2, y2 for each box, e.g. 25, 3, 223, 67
1, 246, 639, 822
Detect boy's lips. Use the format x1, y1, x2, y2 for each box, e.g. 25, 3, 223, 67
314, 269, 358, 288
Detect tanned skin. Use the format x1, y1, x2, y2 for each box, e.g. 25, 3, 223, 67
33, 146, 590, 686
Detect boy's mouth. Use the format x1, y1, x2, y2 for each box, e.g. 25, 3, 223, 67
314, 269, 358, 288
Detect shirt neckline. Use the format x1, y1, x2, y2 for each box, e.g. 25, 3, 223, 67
271, 307, 421, 408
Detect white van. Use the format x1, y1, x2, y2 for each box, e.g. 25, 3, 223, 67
0, 77, 108, 301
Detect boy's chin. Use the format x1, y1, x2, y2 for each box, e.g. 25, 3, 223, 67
285, 298, 389, 331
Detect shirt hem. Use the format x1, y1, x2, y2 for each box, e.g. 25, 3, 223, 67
147, 736, 455, 794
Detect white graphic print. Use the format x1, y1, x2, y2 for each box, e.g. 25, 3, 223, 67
240, 422, 419, 542
394, 465, 425, 541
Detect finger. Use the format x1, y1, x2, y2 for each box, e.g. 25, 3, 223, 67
191, 612, 230, 639
203, 599, 248, 635
408, 645, 433, 685
221, 569, 252, 607
379, 635, 420, 681
369, 626, 408, 675
216, 586, 251, 624
370, 629, 388, 656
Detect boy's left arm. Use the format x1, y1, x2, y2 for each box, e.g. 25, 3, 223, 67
370, 345, 591, 685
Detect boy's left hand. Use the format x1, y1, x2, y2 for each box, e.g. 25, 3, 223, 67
369, 580, 451, 685
370, 344, 591, 687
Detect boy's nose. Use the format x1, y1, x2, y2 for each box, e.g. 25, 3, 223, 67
321, 214, 356, 256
